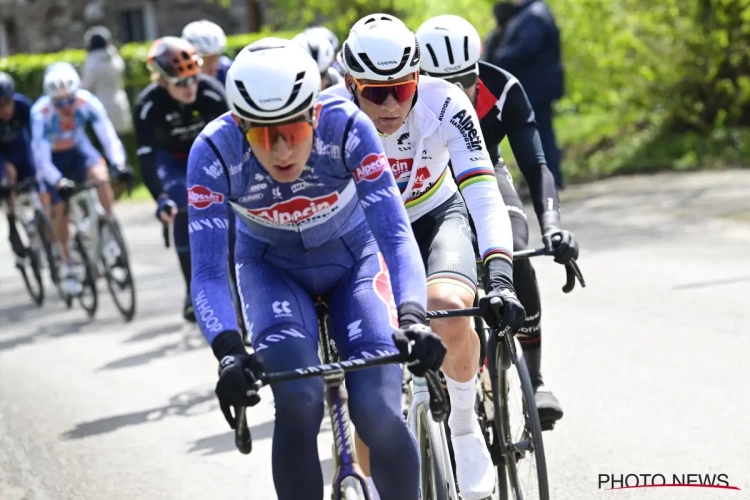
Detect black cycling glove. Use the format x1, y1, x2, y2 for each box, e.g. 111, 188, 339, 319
392, 323, 447, 377
541, 211, 579, 264
479, 288, 526, 335
57, 178, 76, 200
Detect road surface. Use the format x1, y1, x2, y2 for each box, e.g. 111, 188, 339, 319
1, 170, 748, 500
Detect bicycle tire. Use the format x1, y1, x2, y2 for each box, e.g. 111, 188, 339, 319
340, 477, 367, 500
99, 217, 136, 321
418, 404, 450, 500
35, 209, 64, 299
74, 233, 98, 319
492, 336, 549, 500
16, 221, 44, 306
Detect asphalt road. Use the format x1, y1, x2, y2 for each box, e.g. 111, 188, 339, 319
1, 170, 749, 500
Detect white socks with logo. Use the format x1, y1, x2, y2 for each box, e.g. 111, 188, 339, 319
445, 374, 478, 436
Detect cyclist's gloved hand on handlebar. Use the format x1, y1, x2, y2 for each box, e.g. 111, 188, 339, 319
393, 324, 447, 377
112, 164, 135, 189
543, 229, 579, 265
156, 197, 177, 223
479, 288, 526, 335
215, 350, 264, 428
56, 178, 75, 200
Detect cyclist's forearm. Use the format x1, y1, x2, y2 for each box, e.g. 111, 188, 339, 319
507, 126, 560, 227
137, 154, 163, 201
190, 227, 238, 343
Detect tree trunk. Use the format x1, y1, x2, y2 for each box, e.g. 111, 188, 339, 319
246, 0, 263, 32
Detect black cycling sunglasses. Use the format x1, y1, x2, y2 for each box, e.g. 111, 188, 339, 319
443, 70, 479, 90
166, 75, 198, 88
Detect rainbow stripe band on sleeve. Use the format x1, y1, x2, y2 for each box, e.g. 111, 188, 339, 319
482, 247, 513, 265
456, 166, 497, 191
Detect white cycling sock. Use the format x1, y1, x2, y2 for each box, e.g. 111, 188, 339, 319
446, 374, 478, 437
366, 477, 381, 500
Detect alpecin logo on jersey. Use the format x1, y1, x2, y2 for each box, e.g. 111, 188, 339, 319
373, 253, 398, 329
354, 153, 388, 182
389, 157, 414, 180
247, 192, 340, 225
188, 185, 224, 210
450, 109, 483, 152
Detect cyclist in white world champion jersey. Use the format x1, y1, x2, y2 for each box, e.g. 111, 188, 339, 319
322, 14, 526, 499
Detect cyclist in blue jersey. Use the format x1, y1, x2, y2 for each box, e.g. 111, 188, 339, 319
0, 72, 45, 264
182, 20, 232, 86
188, 38, 447, 500
31, 62, 132, 296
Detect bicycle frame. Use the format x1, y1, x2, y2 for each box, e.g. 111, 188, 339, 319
234, 351, 448, 500
68, 186, 105, 261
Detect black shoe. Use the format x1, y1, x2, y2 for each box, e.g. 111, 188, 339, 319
534, 384, 563, 431
183, 296, 196, 323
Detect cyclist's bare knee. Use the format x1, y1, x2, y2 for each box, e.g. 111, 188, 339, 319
427, 283, 474, 348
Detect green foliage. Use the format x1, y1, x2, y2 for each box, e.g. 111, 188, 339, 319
0, 30, 296, 100
4, 0, 750, 184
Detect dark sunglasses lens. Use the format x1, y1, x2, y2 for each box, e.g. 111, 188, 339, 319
360, 86, 392, 105
448, 72, 478, 89
360, 81, 417, 105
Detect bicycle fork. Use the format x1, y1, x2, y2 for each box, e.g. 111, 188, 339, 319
324, 370, 372, 500
407, 376, 459, 500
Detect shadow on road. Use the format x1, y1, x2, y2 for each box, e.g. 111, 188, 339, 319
0, 316, 124, 352
672, 275, 750, 290
187, 420, 275, 456
61, 389, 215, 440
0, 301, 41, 323
97, 331, 206, 370
123, 322, 188, 344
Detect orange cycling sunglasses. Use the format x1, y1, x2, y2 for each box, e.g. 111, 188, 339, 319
352, 73, 418, 105
244, 119, 314, 150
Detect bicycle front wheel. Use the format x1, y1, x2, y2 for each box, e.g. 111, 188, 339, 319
73, 233, 98, 318
99, 217, 136, 321
418, 404, 450, 500
36, 208, 64, 300
492, 335, 549, 500
17, 220, 44, 306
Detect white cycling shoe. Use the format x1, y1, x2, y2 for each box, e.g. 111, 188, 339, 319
61, 264, 83, 296
452, 423, 495, 500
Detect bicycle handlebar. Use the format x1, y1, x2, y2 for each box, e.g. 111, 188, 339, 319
233, 353, 449, 455
480, 246, 586, 294
12, 177, 39, 194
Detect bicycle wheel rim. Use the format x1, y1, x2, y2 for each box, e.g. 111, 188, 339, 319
74, 234, 98, 318
36, 209, 62, 287
100, 218, 136, 321
418, 404, 449, 500
493, 337, 550, 500
16, 222, 44, 306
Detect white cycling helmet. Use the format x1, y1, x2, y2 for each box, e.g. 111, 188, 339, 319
225, 37, 321, 124
341, 14, 421, 81
181, 20, 227, 56
416, 15, 482, 75
292, 32, 336, 74
304, 26, 339, 52
43, 62, 81, 98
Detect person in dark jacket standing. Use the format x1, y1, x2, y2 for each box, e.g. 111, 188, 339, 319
487, 0, 565, 188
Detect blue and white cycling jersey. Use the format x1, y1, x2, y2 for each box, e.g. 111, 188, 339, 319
30, 89, 126, 185
187, 94, 427, 344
